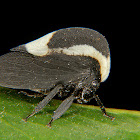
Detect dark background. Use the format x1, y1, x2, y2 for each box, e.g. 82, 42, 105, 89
0, 23, 139, 111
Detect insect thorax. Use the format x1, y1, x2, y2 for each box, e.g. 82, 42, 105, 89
58, 67, 101, 104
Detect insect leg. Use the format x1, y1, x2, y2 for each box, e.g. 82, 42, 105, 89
93, 94, 115, 121
18, 90, 44, 98
47, 94, 75, 127
23, 84, 63, 122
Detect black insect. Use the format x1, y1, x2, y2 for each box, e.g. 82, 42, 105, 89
0, 27, 114, 127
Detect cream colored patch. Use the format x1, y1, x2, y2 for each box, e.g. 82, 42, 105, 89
25, 33, 110, 82
25, 31, 55, 56
53, 45, 110, 82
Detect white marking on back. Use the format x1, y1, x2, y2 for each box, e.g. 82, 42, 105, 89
25, 32, 55, 56
25, 33, 110, 82
53, 45, 110, 82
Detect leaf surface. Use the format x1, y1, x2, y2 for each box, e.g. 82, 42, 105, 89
0, 87, 140, 140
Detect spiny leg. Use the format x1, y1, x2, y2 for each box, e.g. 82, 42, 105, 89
93, 94, 115, 121
47, 94, 75, 127
23, 84, 63, 122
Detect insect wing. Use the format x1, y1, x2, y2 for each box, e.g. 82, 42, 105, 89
0, 50, 90, 90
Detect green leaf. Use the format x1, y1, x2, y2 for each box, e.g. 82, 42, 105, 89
0, 87, 140, 140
